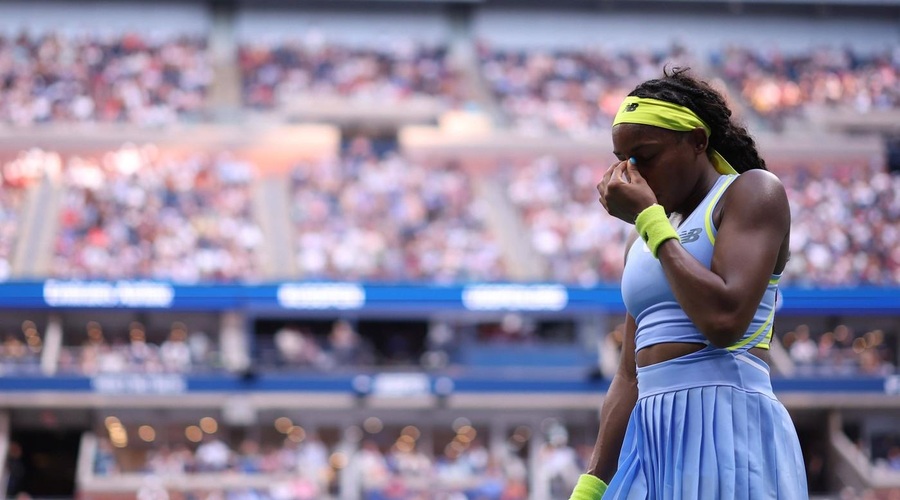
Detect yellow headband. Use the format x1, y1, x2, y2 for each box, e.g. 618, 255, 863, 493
612, 96, 738, 175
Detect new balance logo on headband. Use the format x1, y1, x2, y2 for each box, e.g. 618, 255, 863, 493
625, 103, 639, 112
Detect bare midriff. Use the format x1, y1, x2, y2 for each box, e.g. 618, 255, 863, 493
636, 342, 770, 368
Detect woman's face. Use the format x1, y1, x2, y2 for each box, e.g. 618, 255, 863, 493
611, 123, 706, 214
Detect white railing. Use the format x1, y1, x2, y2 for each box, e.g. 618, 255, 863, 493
828, 412, 900, 492
77, 433, 335, 497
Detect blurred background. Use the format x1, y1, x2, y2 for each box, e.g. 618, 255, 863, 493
0, 0, 897, 498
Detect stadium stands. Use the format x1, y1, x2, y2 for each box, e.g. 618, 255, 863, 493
712, 45, 900, 129
0, 1, 898, 498
0, 32, 211, 126
0, 143, 894, 287
50, 145, 263, 283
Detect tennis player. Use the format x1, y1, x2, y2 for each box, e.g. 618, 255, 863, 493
570, 68, 808, 499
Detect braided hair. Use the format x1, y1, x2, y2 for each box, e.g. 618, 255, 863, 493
629, 67, 767, 173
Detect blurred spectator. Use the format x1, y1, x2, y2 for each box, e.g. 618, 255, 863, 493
57, 320, 217, 375
189, 330, 213, 366
7, 144, 899, 288
53, 145, 263, 282
0, 320, 43, 374
539, 425, 581, 498
296, 432, 330, 489
0, 32, 211, 126
235, 440, 263, 474
387, 442, 432, 487
713, 45, 899, 128
422, 321, 456, 370
274, 325, 329, 368
128, 322, 161, 371
783, 166, 900, 286
290, 137, 504, 283
195, 434, 231, 472
779, 323, 896, 376
479, 42, 700, 137
145, 444, 191, 475
240, 38, 463, 109
354, 440, 391, 499
5, 441, 27, 497
871, 432, 900, 474
96, 422, 537, 499
326, 320, 371, 367
789, 325, 818, 367
504, 155, 631, 285
888, 446, 900, 471
504, 157, 899, 287
478, 314, 534, 344
0, 333, 39, 373
160, 323, 193, 373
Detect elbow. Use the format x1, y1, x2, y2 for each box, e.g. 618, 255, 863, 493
698, 314, 747, 349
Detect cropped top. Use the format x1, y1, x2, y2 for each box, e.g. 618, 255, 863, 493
620, 174, 779, 353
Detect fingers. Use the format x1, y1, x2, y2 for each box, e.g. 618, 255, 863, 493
599, 160, 627, 190
613, 162, 628, 184
599, 162, 616, 188
597, 161, 618, 202
625, 157, 643, 182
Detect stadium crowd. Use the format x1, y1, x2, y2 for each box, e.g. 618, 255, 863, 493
782, 165, 900, 286
57, 320, 216, 375
781, 323, 896, 377
0, 31, 895, 287
93, 424, 534, 500
0, 321, 42, 375
239, 39, 463, 109
0, 34, 896, 379
290, 137, 504, 283
0, 32, 210, 126
95, 432, 330, 500
479, 42, 899, 136
477, 43, 700, 138
713, 45, 900, 127
4, 313, 894, 378
500, 156, 900, 287
502, 155, 631, 285
53, 145, 263, 283
5, 145, 887, 288
0, 17, 898, 500
0, 30, 895, 132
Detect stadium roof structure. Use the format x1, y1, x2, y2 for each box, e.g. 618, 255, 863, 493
39, 0, 900, 14
226, 0, 900, 7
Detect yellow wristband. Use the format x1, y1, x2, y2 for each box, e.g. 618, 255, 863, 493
635, 204, 678, 258
569, 474, 608, 500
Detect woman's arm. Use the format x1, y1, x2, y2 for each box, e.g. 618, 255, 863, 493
586, 312, 638, 482
655, 169, 789, 347
601, 160, 790, 349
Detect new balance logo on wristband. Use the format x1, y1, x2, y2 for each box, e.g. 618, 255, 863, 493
679, 227, 702, 244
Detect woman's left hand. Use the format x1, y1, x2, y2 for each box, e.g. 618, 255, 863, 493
597, 158, 658, 224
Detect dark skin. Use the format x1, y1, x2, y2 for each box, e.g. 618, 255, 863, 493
586, 309, 637, 481
585, 123, 790, 481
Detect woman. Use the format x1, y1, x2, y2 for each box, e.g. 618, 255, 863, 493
569, 69, 808, 499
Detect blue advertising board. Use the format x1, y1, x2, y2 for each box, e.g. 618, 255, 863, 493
0, 280, 896, 314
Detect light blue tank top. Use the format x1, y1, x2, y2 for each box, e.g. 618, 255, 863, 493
621, 174, 780, 353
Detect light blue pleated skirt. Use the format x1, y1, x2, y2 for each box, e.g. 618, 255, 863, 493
604, 347, 808, 500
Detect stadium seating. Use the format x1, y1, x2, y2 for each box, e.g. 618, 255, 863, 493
0, 3, 898, 499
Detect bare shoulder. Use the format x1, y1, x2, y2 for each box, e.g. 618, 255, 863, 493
727, 169, 788, 203
721, 169, 790, 227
